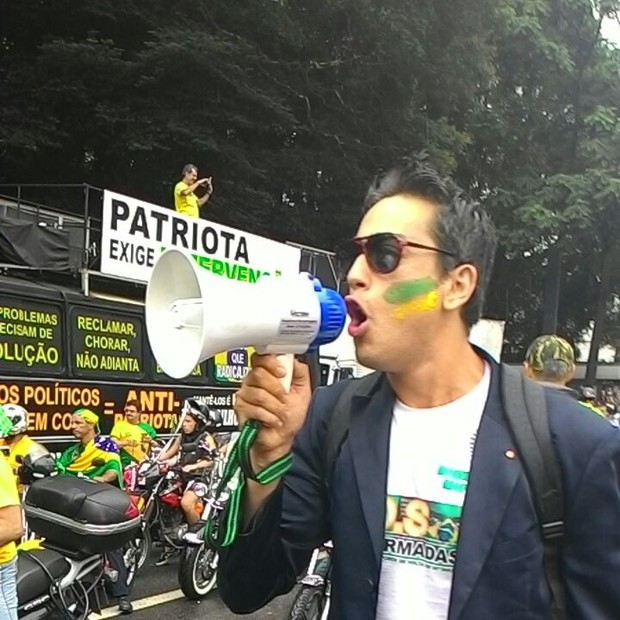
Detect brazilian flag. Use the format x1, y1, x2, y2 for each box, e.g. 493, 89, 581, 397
56, 436, 124, 488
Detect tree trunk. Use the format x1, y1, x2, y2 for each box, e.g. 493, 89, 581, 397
585, 247, 615, 384
541, 245, 561, 333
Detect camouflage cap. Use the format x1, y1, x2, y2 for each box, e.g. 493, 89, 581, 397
525, 335, 575, 372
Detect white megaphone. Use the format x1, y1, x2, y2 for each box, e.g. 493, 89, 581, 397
145, 249, 346, 382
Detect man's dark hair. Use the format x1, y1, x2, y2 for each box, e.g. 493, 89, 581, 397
125, 398, 140, 411
363, 155, 497, 328
182, 163, 198, 176
534, 360, 572, 381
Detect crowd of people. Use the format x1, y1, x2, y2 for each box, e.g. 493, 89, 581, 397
0, 396, 224, 619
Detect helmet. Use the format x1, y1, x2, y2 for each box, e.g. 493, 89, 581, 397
1, 404, 28, 436
183, 398, 210, 429
581, 386, 597, 401
19, 448, 55, 485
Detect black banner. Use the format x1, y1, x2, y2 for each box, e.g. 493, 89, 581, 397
0, 215, 71, 271
1, 282, 247, 394
0, 378, 237, 438
0, 300, 64, 376
70, 307, 145, 380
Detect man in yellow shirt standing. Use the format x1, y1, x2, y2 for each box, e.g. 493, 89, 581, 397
0, 406, 25, 620
174, 163, 214, 218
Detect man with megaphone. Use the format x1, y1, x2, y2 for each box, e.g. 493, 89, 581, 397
216, 156, 620, 620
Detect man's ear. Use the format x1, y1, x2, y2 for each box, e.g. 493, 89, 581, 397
441, 263, 478, 312
523, 362, 534, 379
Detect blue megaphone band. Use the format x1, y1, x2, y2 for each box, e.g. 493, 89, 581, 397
307, 275, 346, 351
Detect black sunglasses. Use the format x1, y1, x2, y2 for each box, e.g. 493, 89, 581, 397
338, 232, 455, 276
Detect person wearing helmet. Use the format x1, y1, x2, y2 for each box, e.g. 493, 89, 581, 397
155, 399, 217, 566
2, 404, 48, 492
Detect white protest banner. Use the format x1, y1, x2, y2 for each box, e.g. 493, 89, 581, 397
101, 190, 300, 283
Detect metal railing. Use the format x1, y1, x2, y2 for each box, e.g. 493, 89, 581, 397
0, 182, 342, 297
0, 183, 107, 295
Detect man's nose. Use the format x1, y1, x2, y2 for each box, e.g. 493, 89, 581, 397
347, 254, 371, 291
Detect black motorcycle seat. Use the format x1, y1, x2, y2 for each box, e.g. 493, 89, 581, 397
17, 548, 70, 605
40, 541, 91, 560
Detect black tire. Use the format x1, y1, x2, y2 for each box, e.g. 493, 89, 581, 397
178, 545, 218, 600
289, 586, 327, 620
134, 526, 152, 571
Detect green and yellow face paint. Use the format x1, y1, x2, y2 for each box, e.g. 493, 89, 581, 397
383, 277, 439, 319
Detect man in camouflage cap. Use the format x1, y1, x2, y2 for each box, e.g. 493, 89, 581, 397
524, 334, 576, 390
525, 335, 610, 421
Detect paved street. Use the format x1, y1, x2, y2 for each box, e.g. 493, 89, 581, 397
94, 550, 299, 619
112, 590, 298, 620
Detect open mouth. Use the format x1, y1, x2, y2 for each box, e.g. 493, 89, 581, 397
345, 297, 368, 336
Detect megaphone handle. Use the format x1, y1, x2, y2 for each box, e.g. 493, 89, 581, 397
277, 354, 294, 393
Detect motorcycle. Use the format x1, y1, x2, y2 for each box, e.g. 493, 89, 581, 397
16, 453, 140, 619
288, 541, 333, 620
177, 444, 230, 600
18, 545, 106, 620
124, 457, 192, 568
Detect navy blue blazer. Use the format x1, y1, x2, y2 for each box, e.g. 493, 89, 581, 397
218, 360, 620, 619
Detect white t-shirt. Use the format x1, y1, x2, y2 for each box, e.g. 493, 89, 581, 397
376, 364, 491, 620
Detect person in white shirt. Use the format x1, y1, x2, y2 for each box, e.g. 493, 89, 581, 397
218, 155, 620, 620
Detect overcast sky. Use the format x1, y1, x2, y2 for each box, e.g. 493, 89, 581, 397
602, 16, 620, 46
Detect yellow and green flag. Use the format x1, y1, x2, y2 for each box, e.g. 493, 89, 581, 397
56, 436, 123, 488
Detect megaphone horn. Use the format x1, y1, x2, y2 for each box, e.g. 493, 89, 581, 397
145, 249, 346, 381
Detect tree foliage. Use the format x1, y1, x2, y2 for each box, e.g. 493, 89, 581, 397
1, 0, 620, 363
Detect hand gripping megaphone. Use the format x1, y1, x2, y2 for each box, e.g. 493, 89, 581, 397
145, 249, 346, 382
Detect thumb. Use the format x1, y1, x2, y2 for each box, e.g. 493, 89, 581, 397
290, 360, 311, 392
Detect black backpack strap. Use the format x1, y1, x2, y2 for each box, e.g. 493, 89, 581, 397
501, 364, 566, 619
323, 372, 382, 489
